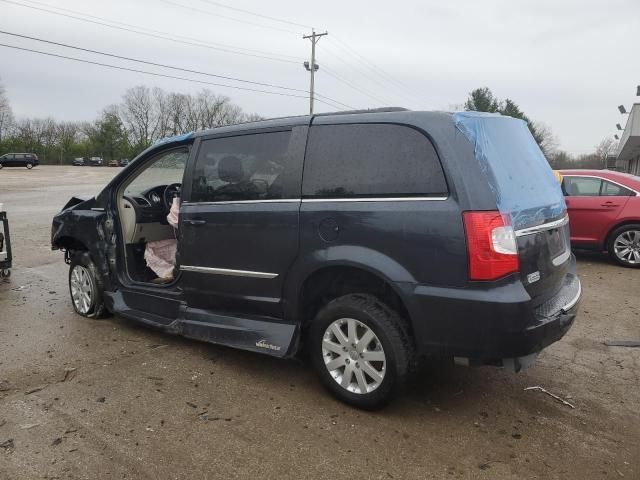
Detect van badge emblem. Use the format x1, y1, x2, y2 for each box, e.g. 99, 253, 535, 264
527, 271, 541, 284
255, 339, 281, 351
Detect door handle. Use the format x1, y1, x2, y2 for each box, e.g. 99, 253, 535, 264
601, 202, 619, 207
185, 219, 207, 226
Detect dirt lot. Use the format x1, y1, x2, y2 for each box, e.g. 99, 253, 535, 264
0, 165, 638, 479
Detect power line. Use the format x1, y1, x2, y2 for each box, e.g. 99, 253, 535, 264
156, 0, 302, 35
0, 41, 354, 109
0, 30, 307, 93
328, 36, 426, 107
0, 42, 310, 99
320, 44, 401, 105
1, 0, 303, 64
313, 92, 354, 110
321, 65, 390, 107
197, 0, 312, 29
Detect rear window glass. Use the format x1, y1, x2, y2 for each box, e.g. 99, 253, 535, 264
454, 112, 565, 229
302, 124, 447, 198
602, 180, 632, 196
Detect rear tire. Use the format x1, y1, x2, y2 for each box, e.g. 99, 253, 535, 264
308, 294, 412, 409
68, 252, 108, 318
608, 224, 640, 268
0, 163, 4, 169
26, 163, 33, 169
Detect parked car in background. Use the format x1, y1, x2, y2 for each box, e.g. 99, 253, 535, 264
108, 159, 120, 167
87, 157, 103, 166
559, 169, 640, 267
0, 153, 39, 169
119, 159, 130, 167
52, 111, 580, 408
72, 157, 85, 166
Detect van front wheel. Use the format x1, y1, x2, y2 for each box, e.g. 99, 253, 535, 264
309, 294, 411, 409
68, 253, 107, 318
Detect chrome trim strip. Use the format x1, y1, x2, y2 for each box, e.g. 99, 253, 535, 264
183, 197, 448, 205
182, 199, 300, 206
561, 174, 640, 196
515, 215, 569, 237
552, 249, 571, 266
180, 265, 278, 279
301, 196, 448, 203
562, 279, 581, 311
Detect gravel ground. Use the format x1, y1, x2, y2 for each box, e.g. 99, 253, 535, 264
0, 165, 638, 480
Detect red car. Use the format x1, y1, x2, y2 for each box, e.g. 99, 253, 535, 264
559, 169, 640, 267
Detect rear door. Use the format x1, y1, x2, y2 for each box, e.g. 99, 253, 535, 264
563, 176, 631, 244
179, 126, 307, 318
453, 113, 570, 304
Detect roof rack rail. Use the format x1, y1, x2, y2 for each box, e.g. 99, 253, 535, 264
314, 107, 409, 117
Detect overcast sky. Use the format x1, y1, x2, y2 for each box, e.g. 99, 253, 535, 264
1, 0, 639, 154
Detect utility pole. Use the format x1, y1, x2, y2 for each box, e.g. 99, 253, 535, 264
303, 29, 327, 115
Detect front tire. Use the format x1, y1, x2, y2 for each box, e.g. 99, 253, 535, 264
608, 224, 640, 267
309, 294, 412, 409
68, 253, 107, 318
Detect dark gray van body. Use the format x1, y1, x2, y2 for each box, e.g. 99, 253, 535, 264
52, 109, 580, 372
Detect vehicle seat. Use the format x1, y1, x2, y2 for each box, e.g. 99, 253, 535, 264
218, 155, 244, 183
215, 156, 259, 200
566, 181, 580, 196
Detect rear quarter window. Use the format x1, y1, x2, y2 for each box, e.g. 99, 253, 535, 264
302, 123, 447, 198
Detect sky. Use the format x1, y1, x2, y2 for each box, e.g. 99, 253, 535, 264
1, 0, 639, 154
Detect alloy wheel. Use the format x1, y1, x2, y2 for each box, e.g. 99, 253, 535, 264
322, 318, 386, 394
613, 230, 640, 265
70, 265, 93, 314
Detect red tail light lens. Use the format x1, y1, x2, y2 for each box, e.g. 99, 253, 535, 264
462, 211, 519, 281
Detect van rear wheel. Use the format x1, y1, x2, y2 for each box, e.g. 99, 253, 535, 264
309, 294, 411, 409
26, 163, 33, 169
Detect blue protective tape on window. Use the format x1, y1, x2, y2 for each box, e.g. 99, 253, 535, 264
154, 131, 195, 146
453, 112, 565, 230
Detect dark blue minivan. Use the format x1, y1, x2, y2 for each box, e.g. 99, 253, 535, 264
51, 108, 580, 408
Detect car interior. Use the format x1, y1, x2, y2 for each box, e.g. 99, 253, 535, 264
117, 148, 188, 283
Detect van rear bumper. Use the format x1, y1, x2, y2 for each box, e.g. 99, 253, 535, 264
398, 256, 580, 363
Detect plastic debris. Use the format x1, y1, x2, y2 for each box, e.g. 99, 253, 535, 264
605, 340, 640, 347
525, 386, 575, 409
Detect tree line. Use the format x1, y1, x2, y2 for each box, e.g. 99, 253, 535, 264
464, 87, 617, 169
0, 78, 617, 169
0, 81, 261, 164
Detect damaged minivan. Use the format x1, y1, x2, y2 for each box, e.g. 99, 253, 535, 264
51, 109, 581, 408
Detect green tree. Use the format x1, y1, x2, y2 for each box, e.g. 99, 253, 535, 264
464, 88, 556, 156
88, 108, 129, 160
464, 87, 501, 113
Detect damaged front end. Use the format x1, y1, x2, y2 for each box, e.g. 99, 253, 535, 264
51, 193, 117, 289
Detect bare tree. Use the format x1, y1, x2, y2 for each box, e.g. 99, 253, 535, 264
0, 79, 14, 143
532, 122, 559, 157
120, 86, 159, 149
595, 137, 618, 166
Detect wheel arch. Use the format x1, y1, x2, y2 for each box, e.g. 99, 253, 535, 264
603, 219, 640, 250
293, 263, 415, 352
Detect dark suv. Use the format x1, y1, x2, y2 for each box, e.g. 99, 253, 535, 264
0, 153, 39, 169
51, 109, 581, 408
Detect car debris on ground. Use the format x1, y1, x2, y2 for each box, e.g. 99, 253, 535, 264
524, 386, 576, 408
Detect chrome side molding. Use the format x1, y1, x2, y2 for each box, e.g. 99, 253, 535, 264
515, 215, 569, 237
180, 265, 278, 279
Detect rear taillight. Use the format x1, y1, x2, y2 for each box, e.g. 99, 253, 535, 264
462, 211, 519, 281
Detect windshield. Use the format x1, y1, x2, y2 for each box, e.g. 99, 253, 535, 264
453, 112, 565, 230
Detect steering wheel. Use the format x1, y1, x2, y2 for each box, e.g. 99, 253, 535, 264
163, 183, 181, 212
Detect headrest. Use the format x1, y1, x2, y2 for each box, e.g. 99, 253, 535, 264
218, 156, 243, 183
